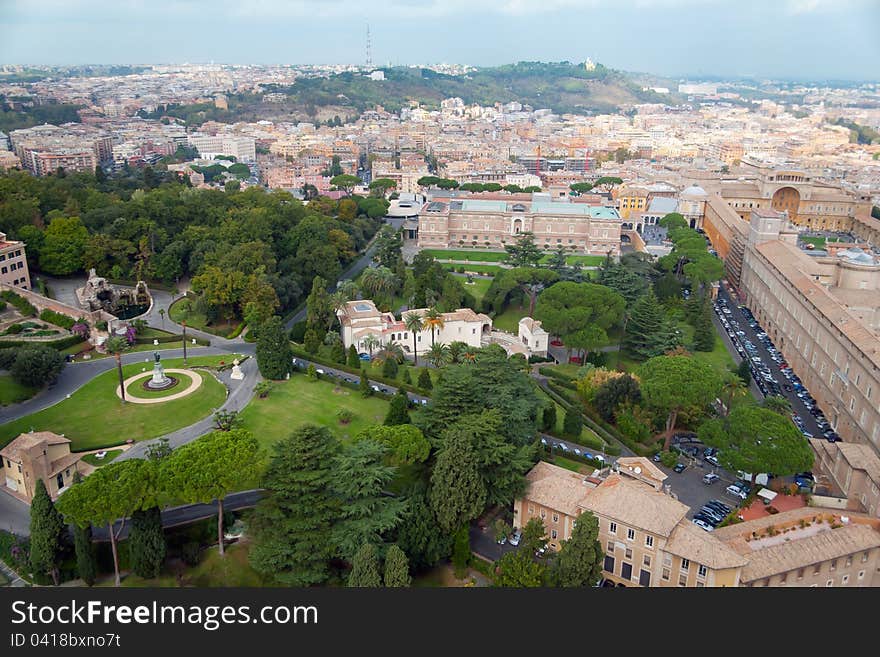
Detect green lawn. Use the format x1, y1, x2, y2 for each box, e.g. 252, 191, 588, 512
552, 455, 589, 473
491, 304, 528, 333
441, 263, 505, 276
168, 297, 238, 337
0, 356, 235, 451
80, 449, 123, 467
460, 276, 493, 306
238, 375, 391, 450
117, 542, 270, 588
423, 248, 508, 262
0, 375, 37, 406
538, 254, 606, 266
534, 385, 603, 448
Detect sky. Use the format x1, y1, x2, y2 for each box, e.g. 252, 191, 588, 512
1, 0, 879, 81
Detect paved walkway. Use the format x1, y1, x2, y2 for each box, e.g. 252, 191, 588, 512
116, 368, 203, 403
0, 558, 26, 587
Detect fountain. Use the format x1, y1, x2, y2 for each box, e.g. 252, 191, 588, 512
143, 351, 178, 391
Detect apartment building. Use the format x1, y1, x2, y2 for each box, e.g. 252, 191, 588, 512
187, 134, 256, 162
514, 460, 880, 587
740, 209, 880, 459
336, 299, 491, 357
0, 232, 31, 290
810, 439, 880, 518
9, 123, 112, 176
1, 431, 81, 504
417, 196, 621, 256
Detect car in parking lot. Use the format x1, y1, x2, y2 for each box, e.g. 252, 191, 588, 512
692, 518, 715, 532
726, 482, 749, 499
508, 530, 522, 547
673, 463, 686, 473
702, 473, 720, 485
706, 500, 733, 515
705, 454, 721, 467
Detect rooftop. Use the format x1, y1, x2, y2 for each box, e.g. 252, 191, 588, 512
0, 431, 70, 462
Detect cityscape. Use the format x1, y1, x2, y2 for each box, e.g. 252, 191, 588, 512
1, 1, 880, 598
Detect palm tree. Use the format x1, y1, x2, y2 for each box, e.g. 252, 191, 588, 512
447, 340, 468, 364
105, 336, 130, 403
372, 342, 405, 365
762, 394, 792, 416
721, 376, 748, 416
362, 334, 381, 358
404, 311, 424, 366
423, 307, 445, 346
360, 266, 396, 307
426, 342, 450, 368
461, 347, 477, 364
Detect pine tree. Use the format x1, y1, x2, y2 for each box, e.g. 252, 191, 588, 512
692, 296, 715, 352
451, 524, 471, 579
256, 316, 292, 379
623, 290, 679, 359
429, 427, 487, 534
400, 367, 412, 384
383, 545, 411, 587
548, 510, 603, 587
29, 479, 64, 585
73, 523, 97, 586
417, 368, 432, 390
563, 408, 583, 438
384, 389, 411, 426
248, 425, 339, 586
129, 507, 166, 579
347, 345, 361, 369
382, 356, 399, 378
359, 370, 372, 396
347, 543, 382, 587
542, 402, 557, 432
303, 328, 321, 354
736, 358, 751, 386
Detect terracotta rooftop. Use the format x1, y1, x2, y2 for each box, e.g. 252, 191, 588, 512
664, 521, 748, 571
0, 432, 70, 462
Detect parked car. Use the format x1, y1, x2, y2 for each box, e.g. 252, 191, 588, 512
673, 463, 686, 473
692, 518, 714, 532
726, 483, 748, 499
702, 473, 720, 485
706, 455, 721, 467
508, 530, 522, 547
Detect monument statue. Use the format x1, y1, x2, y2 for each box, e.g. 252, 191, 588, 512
154, 351, 161, 363
146, 350, 172, 390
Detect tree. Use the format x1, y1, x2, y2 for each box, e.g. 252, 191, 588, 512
594, 374, 641, 422
362, 334, 381, 358
569, 182, 594, 195
417, 368, 433, 390
368, 178, 397, 197
73, 520, 96, 587
504, 231, 542, 268
692, 296, 715, 352
548, 510, 602, 587
721, 376, 749, 416
385, 388, 411, 426
484, 267, 560, 316
305, 276, 332, 344
249, 425, 338, 585
303, 328, 321, 354
496, 518, 547, 587
429, 425, 487, 534
255, 316, 292, 380
383, 544, 411, 587
381, 355, 399, 378
638, 355, 723, 450
332, 440, 405, 561
360, 266, 397, 308
213, 409, 241, 431
404, 311, 424, 365
359, 369, 371, 396
541, 402, 557, 432
422, 307, 445, 346
128, 506, 165, 579
347, 344, 361, 369
395, 485, 453, 570
330, 174, 361, 196
736, 358, 752, 386
534, 282, 625, 358
29, 479, 64, 586
39, 214, 89, 275
57, 460, 158, 586
9, 345, 65, 389
451, 524, 471, 578
659, 212, 688, 230
699, 404, 814, 484
347, 543, 382, 587
355, 425, 430, 466
623, 290, 680, 359
563, 408, 583, 438
426, 342, 450, 368
761, 394, 792, 416
161, 430, 263, 557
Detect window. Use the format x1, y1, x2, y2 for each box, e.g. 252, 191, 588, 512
830, 559, 837, 571
552, 513, 559, 523
625, 547, 632, 560
814, 565, 821, 575
698, 565, 707, 578
643, 555, 651, 567
661, 568, 670, 581
609, 522, 617, 534
604, 555, 615, 573
551, 529, 558, 540
826, 579, 833, 587
607, 540, 614, 553
678, 573, 688, 587
846, 557, 852, 568
645, 535, 654, 549
681, 558, 690, 571
841, 574, 849, 585
540, 510, 546, 520
858, 570, 865, 581
797, 568, 804, 579
528, 504, 534, 514
626, 528, 635, 541
862, 551, 869, 563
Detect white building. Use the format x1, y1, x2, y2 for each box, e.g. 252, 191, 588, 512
337, 300, 492, 357
187, 134, 256, 162
518, 317, 549, 357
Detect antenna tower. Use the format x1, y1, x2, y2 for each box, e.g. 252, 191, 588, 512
366, 24, 373, 69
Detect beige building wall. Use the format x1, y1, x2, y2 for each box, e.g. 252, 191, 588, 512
0, 233, 30, 289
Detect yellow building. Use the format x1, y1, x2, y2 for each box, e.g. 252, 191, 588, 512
615, 185, 649, 220
1, 431, 81, 504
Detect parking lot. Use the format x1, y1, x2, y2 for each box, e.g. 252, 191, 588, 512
714, 284, 831, 440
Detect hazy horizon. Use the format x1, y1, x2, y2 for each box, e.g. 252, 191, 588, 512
2, 0, 879, 82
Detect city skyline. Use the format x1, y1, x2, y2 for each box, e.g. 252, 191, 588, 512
1, 0, 879, 81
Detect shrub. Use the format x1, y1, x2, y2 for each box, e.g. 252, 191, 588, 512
4, 323, 23, 335
336, 409, 355, 425
10, 345, 65, 387
0, 290, 36, 316
381, 357, 399, 378
181, 542, 201, 567
289, 321, 307, 343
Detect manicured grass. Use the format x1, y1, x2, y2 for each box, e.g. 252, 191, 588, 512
0, 375, 37, 406
441, 263, 504, 276
460, 276, 492, 306
238, 375, 391, 450
118, 542, 270, 588
538, 254, 606, 266
125, 372, 194, 399
423, 248, 508, 262
80, 449, 123, 467
168, 297, 237, 337
0, 357, 231, 452
491, 304, 528, 333
553, 455, 589, 473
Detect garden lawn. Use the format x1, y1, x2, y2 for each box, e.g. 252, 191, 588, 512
491, 304, 528, 333
125, 372, 195, 399
0, 375, 37, 406
441, 263, 505, 275
117, 542, 270, 588
80, 449, 123, 467
238, 375, 390, 449
552, 455, 589, 473
534, 385, 605, 450
461, 276, 493, 306
422, 248, 508, 262
168, 297, 238, 337
0, 356, 232, 451
537, 254, 606, 266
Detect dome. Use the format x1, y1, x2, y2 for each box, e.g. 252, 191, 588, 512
681, 185, 708, 198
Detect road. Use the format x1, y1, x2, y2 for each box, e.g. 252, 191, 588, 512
91, 490, 263, 541
715, 283, 824, 438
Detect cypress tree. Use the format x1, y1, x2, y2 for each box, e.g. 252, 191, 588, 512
417, 368, 432, 390
256, 316, 292, 379
692, 297, 715, 352
330, 339, 346, 365
303, 328, 321, 355
359, 370, 372, 396
382, 356, 399, 378
29, 479, 64, 586
384, 388, 411, 426
563, 408, 583, 438
451, 525, 471, 579
347, 345, 361, 369
129, 507, 166, 579
347, 543, 382, 587
73, 522, 97, 586
549, 510, 603, 587
542, 402, 557, 432
401, 367, 412, 384
623, 290, 679, 359
383, 545, 411, 587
